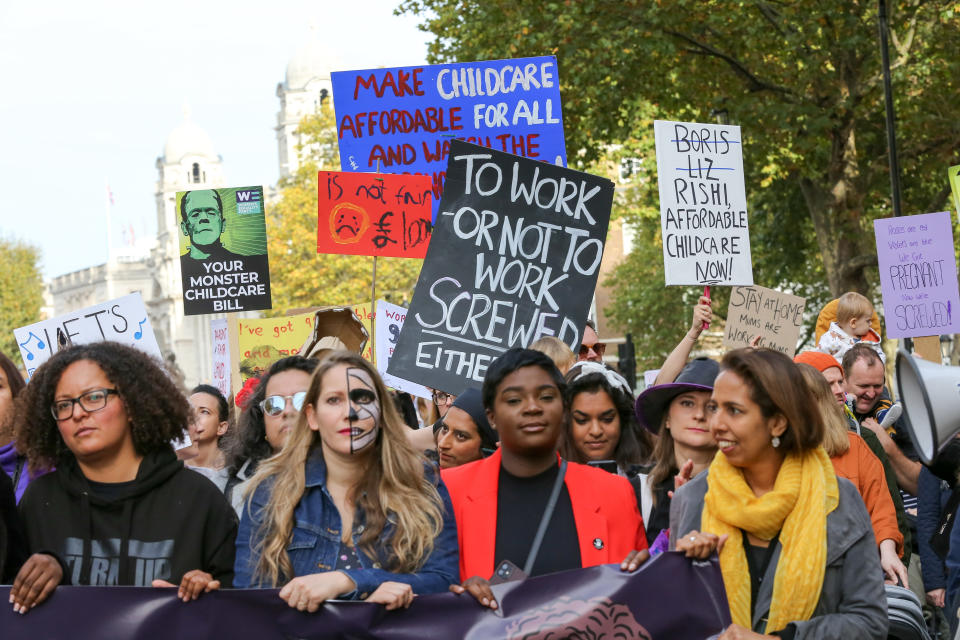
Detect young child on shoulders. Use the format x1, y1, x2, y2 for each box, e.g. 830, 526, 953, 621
818, 292, 885, 363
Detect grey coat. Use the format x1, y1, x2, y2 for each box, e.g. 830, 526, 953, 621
670, 471, 888, 639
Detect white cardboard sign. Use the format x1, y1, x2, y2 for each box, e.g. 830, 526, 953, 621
210, 318, 231, 399
15, 292, 162, 379
375, 300, 432, 399
654, 119, 753, 286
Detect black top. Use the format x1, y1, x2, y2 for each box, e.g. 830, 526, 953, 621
86, 478, 138, 502
20, 450, 238, 587
494, 463, 581, 577
0, 469, 28, 582
742, 531, 780, 631
644, 477, 673, 545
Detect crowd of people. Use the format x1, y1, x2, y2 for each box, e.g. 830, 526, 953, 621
0, 289, 958, 639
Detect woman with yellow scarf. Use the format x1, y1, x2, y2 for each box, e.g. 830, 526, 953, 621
670, 348, 887, 639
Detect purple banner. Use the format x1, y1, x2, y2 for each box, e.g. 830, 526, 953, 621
874, 211, 960, 338
1, 553, 728, 639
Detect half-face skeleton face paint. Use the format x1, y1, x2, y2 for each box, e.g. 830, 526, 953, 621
347, 367, 380, 453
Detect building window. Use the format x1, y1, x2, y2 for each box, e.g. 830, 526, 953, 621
619, 157, 643, 183
192, 163, 201, 183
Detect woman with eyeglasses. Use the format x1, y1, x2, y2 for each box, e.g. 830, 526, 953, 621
9, 342, 237, 614
405, 388, 457, 455
233, 351, 458, 611
223, 356, 317, 517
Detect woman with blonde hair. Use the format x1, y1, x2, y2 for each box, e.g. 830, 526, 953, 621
795, 362, 907, 587
234, 351, 458, 611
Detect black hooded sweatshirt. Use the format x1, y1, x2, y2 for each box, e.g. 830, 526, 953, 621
19, 449, 237, 587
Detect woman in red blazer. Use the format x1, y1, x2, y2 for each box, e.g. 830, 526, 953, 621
443, 348, 648, 609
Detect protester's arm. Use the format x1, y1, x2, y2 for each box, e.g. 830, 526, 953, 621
155, 486, 240, 598
654, 296, 711, 385
857, 440, 903, 557
339, 474, 460, 598
232, 489, 265, 589
860, 418, 920, 495
944, 489, 960, 614
406, 425, 436, 453
201, 487, 239, 588
450, 575, 498, 610
859, 429, 911, 563
9, 553, 62, 613
916, 467, 947, 598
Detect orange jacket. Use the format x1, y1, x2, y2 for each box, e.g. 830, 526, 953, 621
830, 432, 903, 556
441, 449, 647, 580
815, 298, 882, 344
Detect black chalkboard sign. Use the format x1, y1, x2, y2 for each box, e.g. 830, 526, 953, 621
386, 141, 613, 395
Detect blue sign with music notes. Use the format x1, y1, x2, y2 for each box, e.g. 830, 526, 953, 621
13, 293, 161, 379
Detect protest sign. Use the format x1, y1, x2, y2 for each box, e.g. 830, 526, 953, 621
230, 304, 374, 389
318, 171, 433, 258
210, 318, 230, 398
376, 300, 432, 398
874, 211, 960, 338
331, 57, 567, 220
722, 285, 805, 356
0, 554, 729, 640
231, 311, 316, 386
177, 185, 272, 315
387, 140, 613, 395
950, 164, 960, 219
14, 293, 161, 379
654, 120, 753, 286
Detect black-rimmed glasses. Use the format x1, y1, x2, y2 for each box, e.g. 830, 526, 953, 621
51, 388, 119, 421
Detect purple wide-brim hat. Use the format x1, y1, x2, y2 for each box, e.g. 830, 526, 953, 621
634, 357, 719, 435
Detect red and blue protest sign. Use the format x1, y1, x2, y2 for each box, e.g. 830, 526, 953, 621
331, 57, 567, 221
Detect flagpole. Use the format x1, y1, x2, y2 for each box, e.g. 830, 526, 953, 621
105, 178, 113, 264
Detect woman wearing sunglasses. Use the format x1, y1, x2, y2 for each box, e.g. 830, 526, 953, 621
223, 356, 317, 516
9, 342, 237, 614
234, 352, 458, 611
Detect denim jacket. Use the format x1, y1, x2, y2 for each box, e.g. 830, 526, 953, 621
234, 450, 460, 598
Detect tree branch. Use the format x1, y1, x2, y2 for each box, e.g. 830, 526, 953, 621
925, 184, 952, 213
754, 1, 787, 37
841, 253, 878, 278
663, 29, 797, 98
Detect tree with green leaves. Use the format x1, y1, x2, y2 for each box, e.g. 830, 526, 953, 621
267, 102, 423, 315
399, 0, 960, 367
0, 238, 44, 366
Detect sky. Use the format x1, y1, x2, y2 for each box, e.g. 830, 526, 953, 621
0, 0, 430, 279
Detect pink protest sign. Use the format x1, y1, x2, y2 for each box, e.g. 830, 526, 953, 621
874, 211, 960, 338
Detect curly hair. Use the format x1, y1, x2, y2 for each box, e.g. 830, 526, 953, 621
13, 342, 190, 473
223, 356, 318, 475
0, 351, 26, 442
561, 365, 652, 469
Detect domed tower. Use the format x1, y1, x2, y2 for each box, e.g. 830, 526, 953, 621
148, 108, 226, 386
276, 35, 340, 178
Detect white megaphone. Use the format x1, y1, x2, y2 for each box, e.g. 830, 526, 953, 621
895, 349, 960, 465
